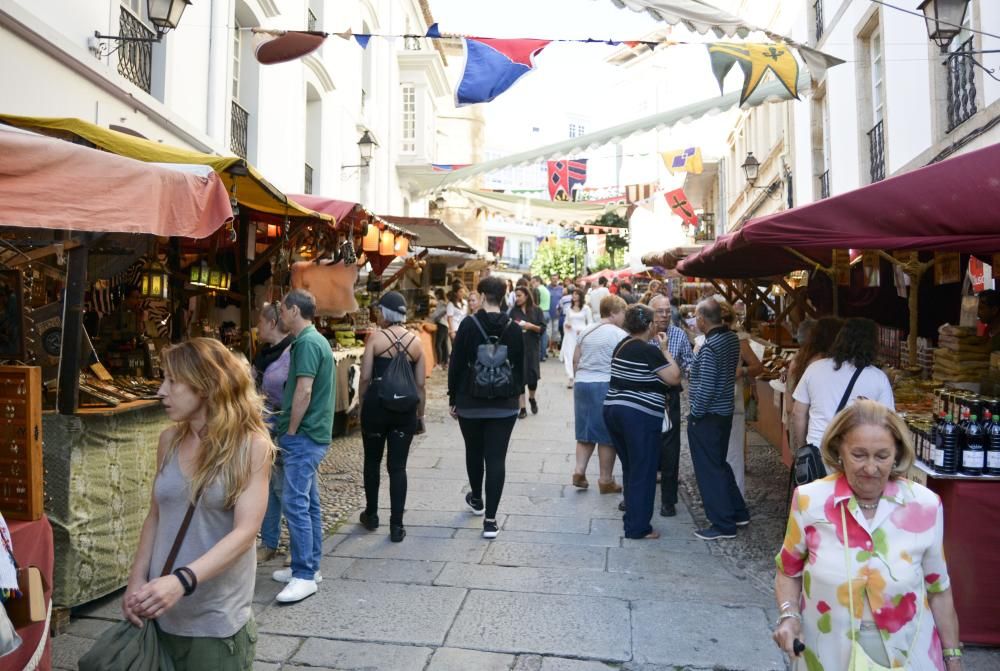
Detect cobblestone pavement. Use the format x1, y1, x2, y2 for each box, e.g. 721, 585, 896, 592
52, 360, 1000, 670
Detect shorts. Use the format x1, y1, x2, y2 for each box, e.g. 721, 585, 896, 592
158, 618, 257, 671
574, 381, 612, 444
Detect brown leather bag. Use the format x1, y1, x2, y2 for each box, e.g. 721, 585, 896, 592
290, 260, 360, 317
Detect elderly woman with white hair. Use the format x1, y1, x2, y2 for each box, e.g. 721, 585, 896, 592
357, 291, 426, 543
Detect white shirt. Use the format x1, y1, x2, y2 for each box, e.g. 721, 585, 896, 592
446, 301, 467, 333
792, 358, 895, 446
587, 287, 610, 315
575, 322, 628, 384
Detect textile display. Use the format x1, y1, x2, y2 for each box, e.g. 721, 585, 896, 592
42, 406, 170, 607
0, 517, 53, 671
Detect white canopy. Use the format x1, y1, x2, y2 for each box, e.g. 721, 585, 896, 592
458, 189, 624, 227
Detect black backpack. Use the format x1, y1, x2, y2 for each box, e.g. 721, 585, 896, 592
376, 331, 420, 412
468, 316, 517, 399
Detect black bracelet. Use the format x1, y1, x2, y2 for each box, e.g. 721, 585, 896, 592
173, 567, 197, 596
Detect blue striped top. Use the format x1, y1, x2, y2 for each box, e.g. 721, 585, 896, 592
689, 327, 741, 417
604, 338, 670, 418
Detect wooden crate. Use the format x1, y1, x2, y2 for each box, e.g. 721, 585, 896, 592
0, 365, 43, 521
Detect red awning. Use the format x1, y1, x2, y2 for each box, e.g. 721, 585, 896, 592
288, 194, 412, 239
379, 215, 475, 254
678, 142, 1000, 279
0, 125, 233, 238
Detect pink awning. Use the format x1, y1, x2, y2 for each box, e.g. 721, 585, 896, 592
678, 142, 1000, 279
0, 126, 233, 239
288, 194, 362, 223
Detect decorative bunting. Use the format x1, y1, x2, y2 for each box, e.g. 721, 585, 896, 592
431, 163, 472, 173
626, 183, 657, 204
660, 147, 703, 175
707, 42, 800, 106
456, 38, 551, 106
355, 34, 372, 49
426, 23, 441, 39
547, 159, 588, 201
664, 188, 698, 228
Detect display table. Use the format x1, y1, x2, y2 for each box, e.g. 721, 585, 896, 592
911, 463, 1000, 645
0, 516, 54, 671
43, 404, 170, 607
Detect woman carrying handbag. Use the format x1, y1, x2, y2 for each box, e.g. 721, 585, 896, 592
84, 338, 273, 671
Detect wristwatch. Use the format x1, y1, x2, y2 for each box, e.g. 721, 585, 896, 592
942, 648, 963, 659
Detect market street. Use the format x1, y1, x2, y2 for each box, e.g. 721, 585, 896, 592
53, 362, 788, 671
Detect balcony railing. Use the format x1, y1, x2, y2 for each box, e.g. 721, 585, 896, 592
117, 6, 154, 92
814, 0, 824, 41
946, 37, 977, 132
818, 169, 830, 199
867, 120, 885, 183
231, 100, 249, 159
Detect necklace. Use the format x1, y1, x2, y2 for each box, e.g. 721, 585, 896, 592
857, 500, 879, 511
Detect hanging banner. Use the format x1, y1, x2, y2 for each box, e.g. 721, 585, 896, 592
664, 188, 698, 227
707, 42, 800, 106
660, 147, 703, 175
934, 252, 961, 285
547, 159, 588, 201
456, 38, 551, 106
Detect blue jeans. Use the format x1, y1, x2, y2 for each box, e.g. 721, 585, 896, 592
260, 459, 284, 550
279, 433, 328, 580
604, 404, 662, 539
688, 413, 748, 534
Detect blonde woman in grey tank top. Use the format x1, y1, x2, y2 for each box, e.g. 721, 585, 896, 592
122, 338, 274, 670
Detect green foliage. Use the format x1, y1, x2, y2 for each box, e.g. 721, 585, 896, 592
593, 254, 613, 271
530, 239, 585, 278
596, 212, 630, 267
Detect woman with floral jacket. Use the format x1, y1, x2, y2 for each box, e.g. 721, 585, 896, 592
774, 400, 962, 670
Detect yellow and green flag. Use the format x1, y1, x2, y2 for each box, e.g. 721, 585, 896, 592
708, 42, 800, 106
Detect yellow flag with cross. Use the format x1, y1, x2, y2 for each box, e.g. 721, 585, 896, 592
707, 42, 800, 106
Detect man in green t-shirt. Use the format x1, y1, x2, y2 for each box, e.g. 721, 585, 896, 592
532, 275, 551, 361
272, 289, 335, 604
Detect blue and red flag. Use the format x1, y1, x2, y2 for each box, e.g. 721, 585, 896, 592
431, 163, 472, 173
456, 38, 551, 106
547, 159, 588, 201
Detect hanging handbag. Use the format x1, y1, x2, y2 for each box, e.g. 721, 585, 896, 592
744, 372, 759, 422
78, 489, 202, 671
840, 503, 922, 670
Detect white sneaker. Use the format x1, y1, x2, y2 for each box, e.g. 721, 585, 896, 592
272, 568, 323, 584
275, 577, 318, 604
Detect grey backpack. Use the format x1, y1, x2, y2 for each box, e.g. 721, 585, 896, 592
468, 316, 516, 399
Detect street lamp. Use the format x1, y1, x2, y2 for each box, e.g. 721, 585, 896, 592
917, 0, 970, 53
94, 0, 191, 43
741, 152, 760, 186
342, 130, 379, 169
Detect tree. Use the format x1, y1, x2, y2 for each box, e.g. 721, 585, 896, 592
596, 212, 630, 268
593, 254, 613, 271
530, 239, 585, 278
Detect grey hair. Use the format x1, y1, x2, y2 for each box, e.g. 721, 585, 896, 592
283, 288, 317, 320
260, 302, 282, 327
380, 305, 406, 324
697, 298, 723, 326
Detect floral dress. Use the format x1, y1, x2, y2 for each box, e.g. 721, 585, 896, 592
776, 474, 951, 670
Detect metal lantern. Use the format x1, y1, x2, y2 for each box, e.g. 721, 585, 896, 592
219, 272, 232, 291
208, 268, 222, 290
362, 223, 380, 252
394, 236, 409, 257
379, 230, 395, 256
147, 0, 192, 33
140, 259, 169, 299
189, 260, 208, 286
918, 0, 970, 52
741, 152, 760, 186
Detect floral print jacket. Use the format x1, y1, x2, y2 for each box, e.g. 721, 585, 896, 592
776, 474, 951, 670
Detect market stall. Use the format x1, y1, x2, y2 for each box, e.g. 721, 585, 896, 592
674, 141, 1000, 646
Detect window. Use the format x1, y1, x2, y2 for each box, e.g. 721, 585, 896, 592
860, 17, 886, 183
518, 241, 533, 265
568, 123, 585, 138
304, 163, 314, 194
870, 30, 884, 124
401, 84, 416, 153
232, 22, 242, 101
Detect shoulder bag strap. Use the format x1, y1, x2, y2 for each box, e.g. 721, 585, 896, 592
160, 487, 203, 577
836, 366, 866, 414
469, 315, 492, 343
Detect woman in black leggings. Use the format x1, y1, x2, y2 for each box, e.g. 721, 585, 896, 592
448, 276, 525, 539
358, 291, 426, 542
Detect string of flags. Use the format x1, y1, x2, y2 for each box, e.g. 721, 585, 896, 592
252, 23, 842, 107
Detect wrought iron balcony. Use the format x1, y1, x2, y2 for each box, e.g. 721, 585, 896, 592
814, 0, 824, 42
946, 37, 977, 132
818, 169, 830, 199
867, 120, 885, 183
304, 163, 314, 195
117, 6, 154, 92
231, 99, 249, 159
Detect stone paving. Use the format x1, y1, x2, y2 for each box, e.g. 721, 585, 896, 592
51, 360, 1000, 670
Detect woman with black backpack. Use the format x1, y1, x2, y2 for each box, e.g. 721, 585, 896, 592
448, 276, 525, 539
358, 291, 426, 543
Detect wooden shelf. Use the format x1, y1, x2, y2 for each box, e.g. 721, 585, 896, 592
43, 399, 161, 417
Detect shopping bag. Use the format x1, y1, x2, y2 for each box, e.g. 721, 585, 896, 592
77, 619, 175, 671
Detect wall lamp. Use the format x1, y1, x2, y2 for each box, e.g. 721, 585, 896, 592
342, 130, 379, 169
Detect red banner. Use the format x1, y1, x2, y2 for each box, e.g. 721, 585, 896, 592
664, 188, 699, 227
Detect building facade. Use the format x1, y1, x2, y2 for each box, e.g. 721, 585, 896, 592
0, 0, 464, 218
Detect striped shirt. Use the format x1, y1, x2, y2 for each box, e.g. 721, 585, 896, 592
689, 326, 741, 417
604, 338, 670, 418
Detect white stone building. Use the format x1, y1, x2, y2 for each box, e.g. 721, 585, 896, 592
0, 0, 467, 218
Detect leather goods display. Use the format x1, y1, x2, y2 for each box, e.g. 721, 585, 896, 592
290, 260, 359, 317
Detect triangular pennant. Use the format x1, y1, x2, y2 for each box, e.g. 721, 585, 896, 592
336, 29, 353, 41
255, 30, 327, 65
426, 23, 441, 39
355, 34, 372, 49
664, 188, 699, 227
707, 42, 800, 106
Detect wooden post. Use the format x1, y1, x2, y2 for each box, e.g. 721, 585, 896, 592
57, 237, 89, 415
